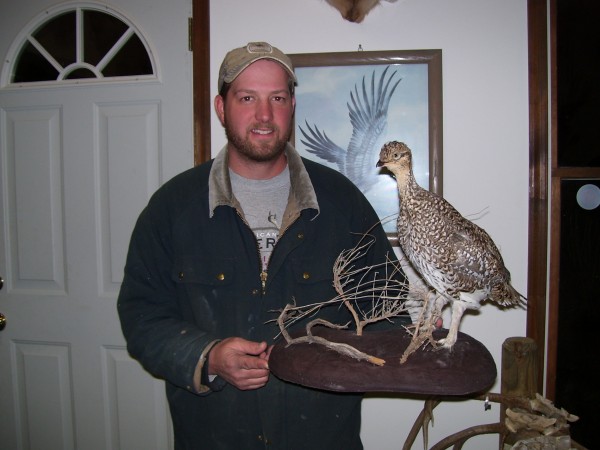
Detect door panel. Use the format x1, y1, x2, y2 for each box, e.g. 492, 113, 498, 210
0, 1, 193, 449
5, 106, 65, 293
14, 341, 75, 450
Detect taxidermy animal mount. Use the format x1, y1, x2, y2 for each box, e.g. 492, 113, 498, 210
377, 141, 526, 356
325, 0, 398, 23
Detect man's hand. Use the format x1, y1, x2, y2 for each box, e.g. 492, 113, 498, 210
208, 337, 272, 390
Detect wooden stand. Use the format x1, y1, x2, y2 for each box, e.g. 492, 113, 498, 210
271, 332, 583, 449
501, 337, 538, 447
269, 327, 497, 396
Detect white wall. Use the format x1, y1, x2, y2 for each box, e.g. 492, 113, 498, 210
209, 0, 529, 448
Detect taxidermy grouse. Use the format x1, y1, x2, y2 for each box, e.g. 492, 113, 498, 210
377, 141, 526, 349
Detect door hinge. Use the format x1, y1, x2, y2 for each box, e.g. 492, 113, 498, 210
188, 17, 193, 52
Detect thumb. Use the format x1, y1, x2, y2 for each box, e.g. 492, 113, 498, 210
244, 340, 268, 356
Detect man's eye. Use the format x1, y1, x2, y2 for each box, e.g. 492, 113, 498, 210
273, 96, 286, 102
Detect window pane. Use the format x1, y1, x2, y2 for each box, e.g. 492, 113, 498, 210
83, 10, 128, 66
65, 68, 96, 79
33, 11, 76, 68
11, 7, 155, 84
556, 179, 600, 447
556, 0, 600, 167
13, 41, 60, 82
102, 34, 152, 77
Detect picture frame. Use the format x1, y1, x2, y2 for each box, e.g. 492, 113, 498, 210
289, 49, 443, 243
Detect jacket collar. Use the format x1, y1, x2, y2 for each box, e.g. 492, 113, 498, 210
208, 143, 320, 225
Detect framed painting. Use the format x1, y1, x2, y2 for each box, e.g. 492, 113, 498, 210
289, 49, 443, 242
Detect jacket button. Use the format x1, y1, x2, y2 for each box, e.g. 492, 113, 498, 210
302, 272, 310, 280
297, 232, 304, 239
216, 273, 225, 281
257, 435, 271, 444
251, 288, 260, 296
178, 272, 184, 280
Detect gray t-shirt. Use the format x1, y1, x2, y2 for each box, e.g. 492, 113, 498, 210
230, 166, 290, 269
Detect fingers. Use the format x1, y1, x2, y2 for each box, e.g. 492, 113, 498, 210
208, 337, 271, 390
259, 345, 274, 361
265, 344, 274, 359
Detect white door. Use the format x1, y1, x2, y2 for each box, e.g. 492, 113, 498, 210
0, 1, 193, 449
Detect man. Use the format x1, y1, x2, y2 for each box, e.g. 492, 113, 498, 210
118, 41, 405, 449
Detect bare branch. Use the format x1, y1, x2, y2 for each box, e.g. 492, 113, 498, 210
272, 232, 411, 365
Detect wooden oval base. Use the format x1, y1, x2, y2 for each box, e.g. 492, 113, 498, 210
269, 327, 497, 395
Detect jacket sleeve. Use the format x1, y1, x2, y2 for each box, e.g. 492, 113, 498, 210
369, 216, 407, 281
347, 178, 409, 313
117, 195, 217, 395
340, 172, 402, 269
307, 159, 408, 313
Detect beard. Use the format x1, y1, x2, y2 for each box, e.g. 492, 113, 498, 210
224, 118, 292, 163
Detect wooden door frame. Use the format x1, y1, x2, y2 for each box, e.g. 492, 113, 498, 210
526, 0, 549, 394
192, 0, 211, 165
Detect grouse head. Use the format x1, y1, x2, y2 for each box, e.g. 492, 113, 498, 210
376, 141, 413, 178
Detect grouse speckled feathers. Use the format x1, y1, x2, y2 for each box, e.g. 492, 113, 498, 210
377, 141, 525, 349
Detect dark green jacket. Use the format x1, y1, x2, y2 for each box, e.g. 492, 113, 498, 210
117, 145, 404, 449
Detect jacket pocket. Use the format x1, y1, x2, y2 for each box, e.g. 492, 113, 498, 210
171, 256, 238, 334
290, 255, 352, 325
292, 256, 333, 285
172, 255, 235, 286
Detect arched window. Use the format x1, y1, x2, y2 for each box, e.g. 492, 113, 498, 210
2, 3, 157, 86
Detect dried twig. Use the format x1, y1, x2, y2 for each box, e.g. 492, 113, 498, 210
273, 233, 409, 364
505, 393, 579, 435
402, 393, 579, 450
400, 290, 441, 363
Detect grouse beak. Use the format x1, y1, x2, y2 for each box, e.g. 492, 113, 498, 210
376, 160, 385, 168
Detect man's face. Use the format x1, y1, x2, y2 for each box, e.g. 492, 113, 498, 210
215, 59, 295, 163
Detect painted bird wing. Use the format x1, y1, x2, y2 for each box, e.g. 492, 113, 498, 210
299, 66, 401, 192
346, 66, 402, 192
299, 120, 347, 172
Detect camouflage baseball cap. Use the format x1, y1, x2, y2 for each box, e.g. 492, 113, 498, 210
217, 42, 297, 92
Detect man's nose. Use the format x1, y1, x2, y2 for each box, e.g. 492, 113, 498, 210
255, 99, 273, 122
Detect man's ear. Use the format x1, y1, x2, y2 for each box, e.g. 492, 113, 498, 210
214, 95, 225, 126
